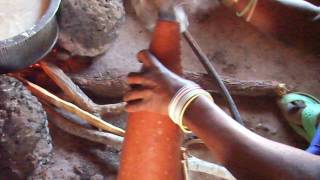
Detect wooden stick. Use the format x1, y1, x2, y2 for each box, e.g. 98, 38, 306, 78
15, 76, 125, 136
69, 71, 289, 98
18, 68, 289, 98
181, 148, 190, 180
40, 61, 125, 116
45, 106, 123, 150
187, 156, 236, 180
183, 72, 289, 97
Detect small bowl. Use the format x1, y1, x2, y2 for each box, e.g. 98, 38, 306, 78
0, 0, 61, 73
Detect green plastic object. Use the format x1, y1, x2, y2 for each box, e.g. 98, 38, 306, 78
280, 93, 320, 142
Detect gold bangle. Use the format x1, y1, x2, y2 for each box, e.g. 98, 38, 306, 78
168, 85, 201, 125
168, 85, 214, 133
236, 0, 258, 22
178, 91, 213, 133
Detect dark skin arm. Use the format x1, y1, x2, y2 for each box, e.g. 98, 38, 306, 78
231, 0, 320, 52
185, 96, 320, 179
124, 50, 320, 180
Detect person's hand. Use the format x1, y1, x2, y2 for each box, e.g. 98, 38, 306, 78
124, 50, 197, 115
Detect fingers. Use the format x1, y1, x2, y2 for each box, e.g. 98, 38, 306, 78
125, 100, 147, 113
124, 50, 164, 113
123, 89, 152, 102
137, 50, 163, 69
127, 72, 144, 85
127, 72, 154, 86
124, 88, 151, 113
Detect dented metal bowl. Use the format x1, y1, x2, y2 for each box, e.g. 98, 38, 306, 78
0, 0, 61, 73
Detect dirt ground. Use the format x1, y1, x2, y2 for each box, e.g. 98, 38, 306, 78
10, 2, 319, 180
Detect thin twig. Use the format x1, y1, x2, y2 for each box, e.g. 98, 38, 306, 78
14, 76, 125, 136
187, 156, 236, 180
181, 147, 190, 180
45, 106, 123, 150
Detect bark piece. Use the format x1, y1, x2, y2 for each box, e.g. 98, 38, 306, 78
58, 0, 125, 56
183, 72, 288, 97
0, 75, 52, 179
18, 67, 289, 98
70, 70, 289, 98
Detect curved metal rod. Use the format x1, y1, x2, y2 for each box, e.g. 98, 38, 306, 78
183, 30, 244, 125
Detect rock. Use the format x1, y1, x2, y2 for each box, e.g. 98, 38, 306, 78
0, 75, 52, 179
58, 0, 125, 57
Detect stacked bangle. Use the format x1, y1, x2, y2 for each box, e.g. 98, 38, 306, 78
236, 0, 258, 22
168, 85, 213, 133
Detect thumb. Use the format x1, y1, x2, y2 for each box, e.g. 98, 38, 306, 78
137, 50, 164, 69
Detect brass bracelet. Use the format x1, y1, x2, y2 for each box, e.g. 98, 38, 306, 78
168, 85, 213, 133
236, 0, 258, 22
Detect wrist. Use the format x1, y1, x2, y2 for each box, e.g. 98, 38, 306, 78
168, 84, 213, 133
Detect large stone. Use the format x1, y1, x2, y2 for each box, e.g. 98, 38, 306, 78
58, 0, 125, 57
0, 75, 52, 179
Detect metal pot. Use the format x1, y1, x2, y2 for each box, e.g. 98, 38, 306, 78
0, 0, 61, 73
